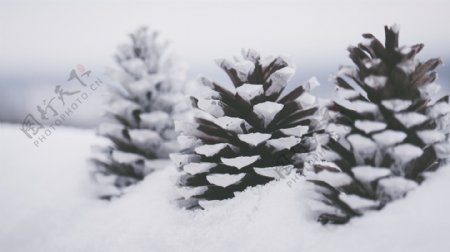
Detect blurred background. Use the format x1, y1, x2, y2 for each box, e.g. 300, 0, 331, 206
1, 0, 449, 128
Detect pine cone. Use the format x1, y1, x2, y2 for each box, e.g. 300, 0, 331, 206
309, 25, 450, 224
91, 27, 186, 199
172, 49, 325, 209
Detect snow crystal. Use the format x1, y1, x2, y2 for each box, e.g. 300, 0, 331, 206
417, 130, 446, 145
206, 173, 246, 187
381, 99, 412, 112
238, 132, 272, 146
377, 177, 418, 201
195, 143, 230, 157
221, 155, 260, 169
253, 165, 294, 180
197, 99, 226, 117
364, 75, 387, 89
280, 125, 309, 137
395, 112, 428, 128
169, 153, 201, 167
253, 101, 284, 127
214, 116, 249, 134
372, 130, 407, 147
265, 66, 295, 96
236, 84, 264, 102
266, 136, 301, 150
339, 194, 379, 210
390, 144, 423, 164
184, 162, 217, 175
354, 120, 386, 134
352, 166, 391, 184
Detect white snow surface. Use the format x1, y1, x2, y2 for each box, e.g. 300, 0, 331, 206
2, 123, 450, 252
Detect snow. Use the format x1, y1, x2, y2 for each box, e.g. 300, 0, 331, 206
169, 153, 201, 167
377, 177, 418, 201
183, 162, 217, 175
351, 100, 379, 115
419, 82, 441, 99
265, 66, 295, 96
354, 120, 386, 134
111, 150, 142, 164
297, 92, 317, 107
372, 130, 407, 147
253, 101, 284, 127
280, 125, 309, 137
381, 99, 412, 112
347, 134, 377, 153
339, 194, 379, 210
238, 132, 272, 146
196, 99, 226, 117
206, 173, 246, 187
236, 84, 264, 103
2, 123, 450, 252
214, 116, 249, 134
139, 111, 171, 131
336, 87, 360, 100
177, 135, 202, 149
417, 130, 446, 145
429, 101, 450, 118
352, 166, 391, 184
178, 186, 208, 199
364, 75, 387, 89
195, 143, 230, 157
304, 77, 320, 91
265, 136, 301, 150
221, 155, 260, 169
395, 112, 429, 128
307, 170, 352, 188
128, 129, 161, 149
390, 144, 423, 165
253, 165, 294, 180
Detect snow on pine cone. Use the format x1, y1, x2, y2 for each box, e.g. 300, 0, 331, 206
307, 25, 450, 224
91, 27, 188, 199
171, 49, 327, 209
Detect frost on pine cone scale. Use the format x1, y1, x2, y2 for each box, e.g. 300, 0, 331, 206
309, 26, 450, 224
91, 27, 185, 199
172, 49, 324, 209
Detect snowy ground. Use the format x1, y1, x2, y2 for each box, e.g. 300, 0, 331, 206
1, 123, 450, 252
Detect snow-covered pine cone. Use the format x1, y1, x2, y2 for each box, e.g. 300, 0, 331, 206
171, 49, 326, 209
91, 27, 187, 199
308, 25, 450, 224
